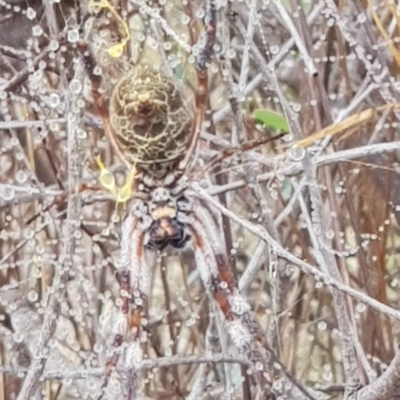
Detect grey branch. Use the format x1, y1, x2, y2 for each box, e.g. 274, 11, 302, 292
192, 183, 400, 322
16, 57, 85, 400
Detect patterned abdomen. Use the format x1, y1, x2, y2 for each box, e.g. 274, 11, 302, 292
110, 65, 192, 176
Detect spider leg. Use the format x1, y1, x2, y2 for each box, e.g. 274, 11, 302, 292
77, 40, 130, 168
178, 0, 217, 175
78, 41, 136, 204
101, 211, 148, 400
190, 131, 288, 182
188, 206, 253, 354
188, 207, 276, 396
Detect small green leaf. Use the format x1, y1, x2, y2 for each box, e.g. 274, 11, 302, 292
174, 63, 185, 80
280, 0, 312, 14
253, 109, 289, 132
280, 178, 293, 202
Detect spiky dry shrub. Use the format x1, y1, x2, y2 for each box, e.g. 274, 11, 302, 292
1, 0, 400, 399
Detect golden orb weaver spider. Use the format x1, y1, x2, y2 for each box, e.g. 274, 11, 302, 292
77, 0, 283, 398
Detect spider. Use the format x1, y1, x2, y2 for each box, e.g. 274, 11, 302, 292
78, 1, 277, 397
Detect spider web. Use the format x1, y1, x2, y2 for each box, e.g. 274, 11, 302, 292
0, 0, 400, 399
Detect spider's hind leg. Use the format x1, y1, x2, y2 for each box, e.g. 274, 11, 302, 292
101, 211, 149, 399
188, 201, 274, 390
189, 205, 251, 348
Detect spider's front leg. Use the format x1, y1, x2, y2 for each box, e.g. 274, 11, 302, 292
104, 208, 149, 399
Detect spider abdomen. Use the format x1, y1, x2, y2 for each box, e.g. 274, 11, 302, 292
109, 65, 193, 177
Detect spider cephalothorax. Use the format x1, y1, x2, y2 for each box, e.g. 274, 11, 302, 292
109, 65, 193, 178
132, 185, 192, 251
